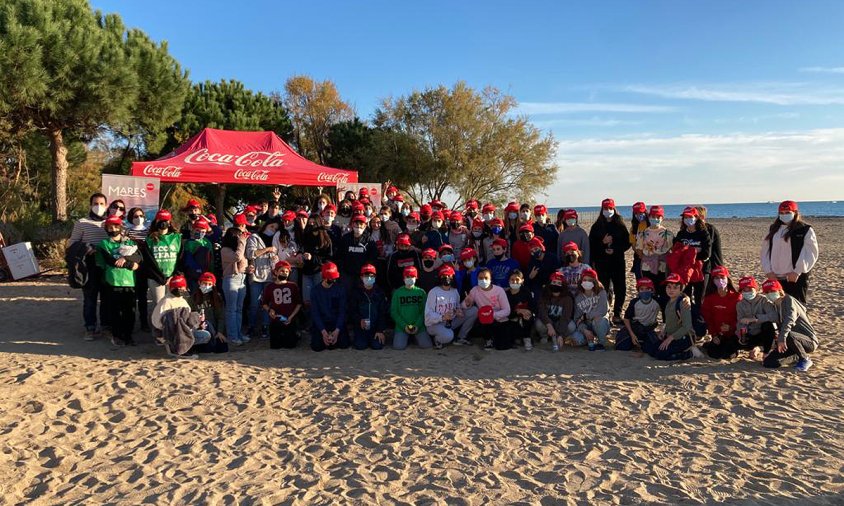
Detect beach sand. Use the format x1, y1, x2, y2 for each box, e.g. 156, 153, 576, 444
0, 218, 842, 505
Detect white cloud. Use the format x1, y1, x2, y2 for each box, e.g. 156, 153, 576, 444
546, 128, 844, 207
516, 102, 678, 115
623, 82, 844, 106
531, 116, 643, 128
799, 66, 844, 74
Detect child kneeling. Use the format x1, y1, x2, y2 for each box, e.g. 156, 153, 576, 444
261, 261, 303, 349
616, 278, 660, 351
644, 274, 704, 360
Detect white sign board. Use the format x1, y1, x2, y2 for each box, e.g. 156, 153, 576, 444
1, 242, 40, 280
337, 182, 382, 204
102, 174, 161, 222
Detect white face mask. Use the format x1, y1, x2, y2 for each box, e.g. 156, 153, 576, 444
132, 216, 145, 227
401, 208, 410, 217
684, 217, 697, 227
353, 226, 366, 236
602, 209, 614, 219
380, 214, 390, 222
742, 291, 756, 301
714, 278, 728, 290
565, 218, 577, 227
779, 213, 794, 224
477, 278, 491, 289
318, 202, 327, 211
472, 230, 483, 238
765, 292, 780, 302
364, 208, 373, 217
285, 223, 295, 232
404, 277, 416, 287
509, 282, 522, 291
650, 217, 663, 226
91, 204, 107, 217
520, 212, 530, 221
463, 259, 475, 269
508, 212, 518, 220
407, 223, 418, 232
483, 213, 494, 221
432, 221, 443, 229
581, 281, 595, 291
199, 284, 213, 294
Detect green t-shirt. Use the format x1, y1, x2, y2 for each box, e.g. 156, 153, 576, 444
390, 285, 427, 330
147, 233, 182, 276
184, 237, 212, 255
96, 238, 137, 288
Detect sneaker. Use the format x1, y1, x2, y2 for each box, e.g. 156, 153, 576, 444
230, 338, 244, 346
594, 343, 606, 351
454, 338, 470, 346
588, 343, 596, 352
749, 346, 764, 361
84, 329, 96, 341
523, 338, 533, 351
240, 335, 251, 343
552, 343, 560, 352
110, 336, 125, 346
690, 346, 705, 359
484, 339, 494, 350
794, 358, 813, 372
434, 340, 444, 350
260, 326, 269, 340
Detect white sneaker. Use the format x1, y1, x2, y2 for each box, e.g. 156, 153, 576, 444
484, 339, 493, 350
690, 346, 705, 359
523, 338, 533, 351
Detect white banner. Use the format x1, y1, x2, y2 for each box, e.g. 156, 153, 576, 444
337, 182, 382, 204
102, 174, 161, 222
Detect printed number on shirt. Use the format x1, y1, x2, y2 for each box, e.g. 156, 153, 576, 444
273, 287, 293, 305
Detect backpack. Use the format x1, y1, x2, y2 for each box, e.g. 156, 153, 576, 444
65, 241, 90, 289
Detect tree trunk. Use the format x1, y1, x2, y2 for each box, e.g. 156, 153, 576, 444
48, 128, 69, 222
215, 184, 226, 225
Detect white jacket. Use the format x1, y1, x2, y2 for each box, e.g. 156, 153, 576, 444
760, 225, 818, 276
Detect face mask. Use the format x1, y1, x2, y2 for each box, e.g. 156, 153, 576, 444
362, 275, 376, 288
450, 222, 461, 230
650, 217, 662, 226
381, 214, 391, 222
491, 226, 503, 235
472, 230, 483, 238
483, 213, 494, 221
684, 217, 697, 227
493, 252, 504, 260
317, 202, 327, 211
246, 216, 256, 225
276, 273, 289, 282
742, 291, 755, 301
508, 212, 518, 220
432, 221, 443, 229
565, 253, 578, 263
477, 278, 491, 289
353, 226, 366, 236
635, 213, 646, 222
550, 285, 562, 294
285, 223, 295, 232
463, 259, 475, 269
602, 209, 614, 219
531, 250, 542, 259
188, 213, 199, 221
714, 278, 728, 290
107, 229, 121, 238
766, 292, 780, 302
192, 231, 206, 240
404, 277, 416, 287
171, 288, 189, 298
91, 204, 106, 217
441, 254, 454, 263
466, 210, 477, 217
324, 278, 336, 286
423, 259, 435, 268
364, 209, 373, 217
401, 208, 410, 217
132, 216, 145, 227
407, 223, 418, 232
639, 291, 653, 302
157, 221, 170, 231
509, 282, 522, 291
520, 212, 530, 220
440, 276, 452, 286
340, 207, 351, 217
324, 216, 335, 226
565, 218, 577, 227
581, 281, 595, 291
263, 229, 275, 237
199, 284, 213, 294
779, 213, 794, 224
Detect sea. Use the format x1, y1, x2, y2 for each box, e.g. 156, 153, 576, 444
547, 201, 843, 220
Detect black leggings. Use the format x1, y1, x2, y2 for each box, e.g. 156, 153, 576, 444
763, 332, 816, 368
596, 262, 627, 316
106, 286, 136, 342
781, 273, 810, 304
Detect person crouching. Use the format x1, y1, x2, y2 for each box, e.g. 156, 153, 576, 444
152, 275, 211, 358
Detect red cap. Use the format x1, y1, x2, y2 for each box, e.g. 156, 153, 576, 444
234, 213, 248, 226
360, 264, 377, 276
393, 194, 404, 202
169, 275, 187, 290
407, 211, 420, 221
482, 203, 496, 214
296, 209, 309, 219
649, 205, 664, 218
562, 241, 579, 253
438, 265, 455, 277
419, 204, 432, 216
489, 217, 504, 228
438, 244, 453, 253
601, 198, 615, 209
321, 261, 340, 280
762, 279, 783, 293
281, 210, 296, 222
632, 202, 647, 214
549, 271, 565, 284
636, 278, 655, 290
183, 198, 202, 211
199, 272, 217, 285
359, 197, 371, 206
351, 201, 365, 212
403, 266, 418, 278
533, 204, 547, 215
528, 237, 545, 252
421, 248, 438, 259
351, 214, 367, 224
471, 218, 485, 230
460, 247, 478, 261
478, 305, 495, 324
738, 276, 758, 290
429, 199, 443, 209
582, 268, 598, 280
505, 202, 520, 213
518, 223, 534, 233
563, 209, 578, 220
449, 211, 464, 222
155, 209, 172, 222
682, 206, 698, 217
386, 185, 398, 194
465, 200, 479, 210
207, 214, 218, 225
322, 204, 337, 214
274, 260, 292, 270
104, 216, 124, 227
396, 233, 411, 246
663, 273, 684, 285
359, 187, 370, 197
431, 211, 444, 221
192, 217, 210, 230
710, 265, 730, 278
492, 238, 509, 249
779, 200, 798, 213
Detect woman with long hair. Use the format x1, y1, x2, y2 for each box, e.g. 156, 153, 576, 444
760, 200, 818, 304
588, 198, 631, 323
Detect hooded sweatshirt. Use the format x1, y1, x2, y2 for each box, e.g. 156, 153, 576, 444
574, 289, 609, 322
774, 295, 817, 345
537, 289, 574, 326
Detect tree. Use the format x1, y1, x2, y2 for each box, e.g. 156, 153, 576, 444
283, 75, 354, 164
0, 0, 189, 221
374, 82, 558, 208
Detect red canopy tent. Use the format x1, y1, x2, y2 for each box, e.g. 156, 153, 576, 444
131, 127, 357, 186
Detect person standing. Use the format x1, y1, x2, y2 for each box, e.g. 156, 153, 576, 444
246, 218, 280, 339
220, 227, 249, 346
126, 207, 150, 332
588, 198, 631, 323
95, 216, 142, 346
68, 192, 110, 340
760, 200, 818, 304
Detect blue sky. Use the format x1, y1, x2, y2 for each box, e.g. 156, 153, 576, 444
91, 0, 844, 206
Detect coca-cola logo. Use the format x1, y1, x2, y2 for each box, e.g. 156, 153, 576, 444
183, 148, 286, 168
317, 172, 351, 184
233, 169, 270, 181
142, 165, 182, 178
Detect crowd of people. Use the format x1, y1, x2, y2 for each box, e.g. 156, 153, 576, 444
66, 186, 820, 370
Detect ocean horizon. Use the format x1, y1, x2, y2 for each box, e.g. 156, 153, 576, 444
547, 200, 843, 219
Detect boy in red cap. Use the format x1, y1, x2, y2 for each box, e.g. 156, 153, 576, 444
760, 279, 817, 371
455, 247, 481, 297
422, 210, 447, 250
481, 218, 507, 262
735, 275, 778, 361
760, 200, 818, 304
96, 215, 143, 346
309, 262, 349, 351
485, 238, 520, 289
532, 204, 559, 253
179, 198, 205, 240
424, 264, 478, 348
616, 278, 661, 351
644, 274, 704, 360
525, 236, 560, 302
349, 264, 389, 350
588, 198, 631, 322
151, 275, 209, 358
386, 233, 422, 291
181, 216, 213, 293
700, 266, 742, 359
337, 214, 378, 288
417, 248, 440, 292
534, 271, 575, 351
505, 269, 535, 350
557, 208, 589, 265
261, 261, 303, 349
511, 223, 535, 271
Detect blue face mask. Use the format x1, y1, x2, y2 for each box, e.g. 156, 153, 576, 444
362, 275, 376, 288
491, 226, 503, 235
192, 231, 206, 240
441, 254, 454, 263
639, 291, 653, 302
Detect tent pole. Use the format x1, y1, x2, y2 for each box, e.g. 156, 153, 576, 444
215, 184, 226, 225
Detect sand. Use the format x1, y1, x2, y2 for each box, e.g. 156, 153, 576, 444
0, 218, 842, 505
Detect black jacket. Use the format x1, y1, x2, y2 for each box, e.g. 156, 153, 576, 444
588, 219, 631, 266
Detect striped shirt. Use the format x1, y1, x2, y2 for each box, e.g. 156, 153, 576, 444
126, 226, 149, 242
69, 217, 108, 247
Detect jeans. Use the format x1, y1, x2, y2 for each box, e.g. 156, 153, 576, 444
425, 306, 478, 344
223, 273, 247, 341
572, 317, 611, 346
393, 329, 432, 349
82, 268, 106, 331
645, 335, 693, 361
301, 272, 322, 304
248, 280, 269, 333
535, 319, 577, 342
148, 279, 167, 308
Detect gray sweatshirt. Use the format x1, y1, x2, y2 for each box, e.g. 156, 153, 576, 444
775, 295, 817, 345
574, 290, 609, 321
736, 294, 778, 335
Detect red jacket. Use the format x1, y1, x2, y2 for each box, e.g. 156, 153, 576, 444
511, 240, 532, 271
666, 242, 703, 283
701, 290, 741, 337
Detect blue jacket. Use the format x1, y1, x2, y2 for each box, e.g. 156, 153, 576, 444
484, 257, 520, 288
311, 282, 347, 332
349, 284, 389, 332
455, 267, 480, 298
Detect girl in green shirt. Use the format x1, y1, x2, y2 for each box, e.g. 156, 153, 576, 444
96, 216, 142, 346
